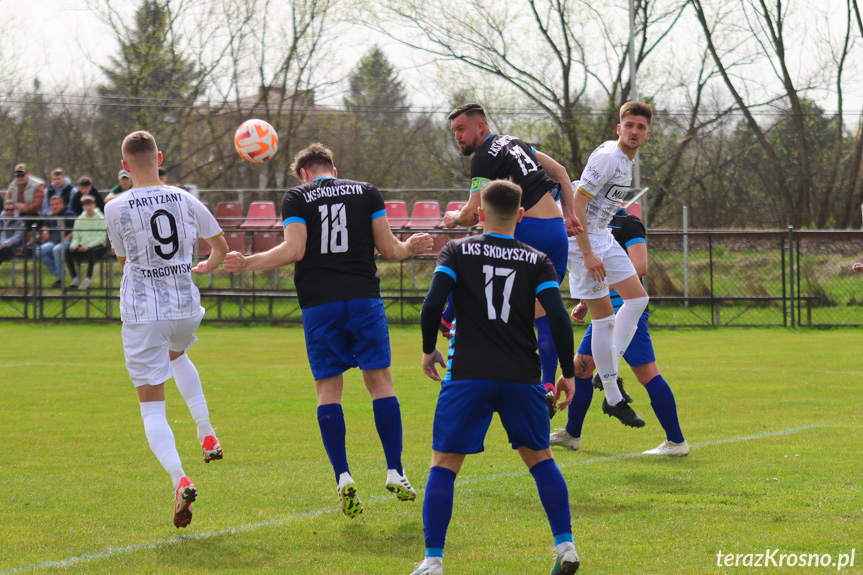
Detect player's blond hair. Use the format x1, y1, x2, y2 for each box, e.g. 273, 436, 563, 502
122, 131, 159, 160
291, 143, 335, 180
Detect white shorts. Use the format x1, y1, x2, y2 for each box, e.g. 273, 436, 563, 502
567, 232, 637, 299
121, 307, 205, 387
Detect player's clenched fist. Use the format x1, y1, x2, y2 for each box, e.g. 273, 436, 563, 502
222, 251, 246, 273
407, 233, 434, 255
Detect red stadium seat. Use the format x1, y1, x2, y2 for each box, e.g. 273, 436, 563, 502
385, 200, 409, 228
240, 201, 279, 229
214, 201, 244, 229
406, 200, 441, 229
252, 230, 282, 253
224, 230, 249, 254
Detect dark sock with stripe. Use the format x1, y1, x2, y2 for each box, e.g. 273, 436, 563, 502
423, 466, 457, 551
317, 403, 349, 482
644, 375, 685, 443
373, 396, 403, 474
529, 458, 572, 537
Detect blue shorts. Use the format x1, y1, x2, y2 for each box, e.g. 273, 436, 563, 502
577, 310, 655, 367
514, 216, 568, 283
302, 298, 391, 380
432, 379, 551, 453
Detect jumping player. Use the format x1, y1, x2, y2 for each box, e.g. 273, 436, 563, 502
557, 101, 654, 428
104, 130, 228, 528
223, 143, 433, 518
442, 103, 580, 401
411, 180, 580, 575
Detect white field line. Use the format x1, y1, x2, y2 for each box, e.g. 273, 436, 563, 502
0, 424, 826, 575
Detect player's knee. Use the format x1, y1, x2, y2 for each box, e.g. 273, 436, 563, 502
626, 295, 649, 314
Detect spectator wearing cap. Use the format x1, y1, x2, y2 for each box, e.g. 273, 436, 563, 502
105, 169, 133, 203
6, 163, 46, 229
65, 195, 107, 290
70, 176, 104, 215
0, 199, 26, 266
42, 168, 77, 215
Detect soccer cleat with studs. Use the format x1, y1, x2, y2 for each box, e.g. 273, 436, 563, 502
173, 476, 197, 528
602, 398, 645, 428
386, 469, 417, 501
337, 472, 363, 518
202, 435, 222, 463
550, 548, 580, 574
643, 439, 689, 457
592, 373, 632, 403
549, 429, 582, 451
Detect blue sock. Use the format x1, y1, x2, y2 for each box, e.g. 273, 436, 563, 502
644, 375, 685, 443
373, 396, 403, 474
535, 316, 558, 386
565, 376, 594, 438
529, 458, 572, 538
423, 466, 457, 551
317, 403, 349, 482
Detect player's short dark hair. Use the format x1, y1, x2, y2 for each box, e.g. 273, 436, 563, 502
620, 101, 653, 125
51, 168, 64, 177
481, 180, 522, 221
291, 143, 335, 180
49, 194, 65, 204
77, 176, 93, 187
122, 130, 158, 159
447, 103, 486, 122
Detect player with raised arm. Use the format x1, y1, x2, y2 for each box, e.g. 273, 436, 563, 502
442, 104, 581, 407
104, 131, 229, 528
558, 101, 654, 429
223, 143, 433, 518
551, 206, 688, 455
410, 180, 580, 575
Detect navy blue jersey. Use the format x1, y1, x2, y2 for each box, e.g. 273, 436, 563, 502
281, 177, 386, 308
436, 233, 559, 384
469, 135, 558, 211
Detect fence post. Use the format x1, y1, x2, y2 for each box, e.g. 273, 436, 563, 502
683, 205, 689, 307
788, 226, 795, 328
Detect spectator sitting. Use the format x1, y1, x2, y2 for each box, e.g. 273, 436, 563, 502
40, 194, 77, 288
158, 167, 168, 183
65, 195, 107, 290
0, 199, 26, 266
6, 163, 46, 230
70, 176, 104, 215
42, 168, 77, 215
104, 169, 133, 203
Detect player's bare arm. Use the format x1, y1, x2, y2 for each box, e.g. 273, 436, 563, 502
372, 217, 433, 260
443, 191, 481, 229
223, 222, 306, 273
573, 190, 606, 282
192, 234, 228, 274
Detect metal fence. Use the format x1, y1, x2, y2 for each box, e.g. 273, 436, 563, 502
1, 226, 861, 326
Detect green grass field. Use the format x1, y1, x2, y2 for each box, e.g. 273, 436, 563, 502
1, 324, 861, 574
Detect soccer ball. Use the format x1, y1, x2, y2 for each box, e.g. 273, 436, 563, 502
234, 119, 279, 163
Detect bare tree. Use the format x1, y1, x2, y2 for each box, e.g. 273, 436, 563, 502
363, 0, 687, 173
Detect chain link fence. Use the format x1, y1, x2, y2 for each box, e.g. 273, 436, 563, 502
1, 223, 861, 326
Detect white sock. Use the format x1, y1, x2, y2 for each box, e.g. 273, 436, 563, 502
171, 354, 215, 443
140, 401, 185, 489
613, 296, 649, 360
590, 315, 623, 405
